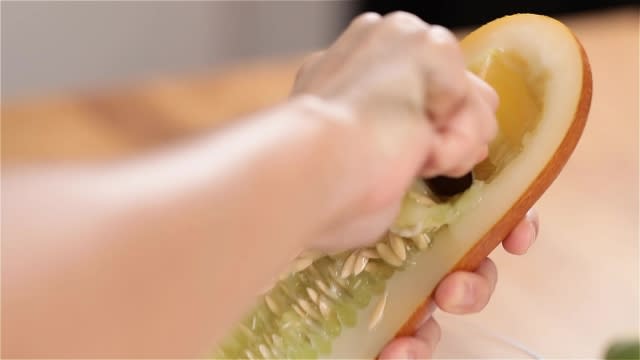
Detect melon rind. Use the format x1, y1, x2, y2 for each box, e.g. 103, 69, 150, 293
327, 14, 591, 359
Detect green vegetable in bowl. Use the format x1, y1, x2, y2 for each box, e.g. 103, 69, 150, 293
605, 339, 640, 360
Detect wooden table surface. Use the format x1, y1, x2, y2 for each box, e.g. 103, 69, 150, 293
2, 7, 638, 358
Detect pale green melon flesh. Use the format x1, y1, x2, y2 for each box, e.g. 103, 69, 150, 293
214, 182, 483, 359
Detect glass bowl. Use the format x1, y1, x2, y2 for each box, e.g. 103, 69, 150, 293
432, 315, 541, 359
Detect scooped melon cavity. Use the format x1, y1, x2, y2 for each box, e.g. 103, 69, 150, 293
471, 48, 545, 181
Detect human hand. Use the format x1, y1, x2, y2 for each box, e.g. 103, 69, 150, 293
378, 210, 539, 359
291, 12, 498, 252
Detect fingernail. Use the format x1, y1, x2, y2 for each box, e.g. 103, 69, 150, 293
384, 346, 416, 360
416, 302, 437, 329
525, 222, 536, 251
526, 210, 539, 245
400, 348, 416, 360
455, 281, 475, 308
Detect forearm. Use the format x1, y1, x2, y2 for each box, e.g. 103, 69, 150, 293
2, 96, 365, 357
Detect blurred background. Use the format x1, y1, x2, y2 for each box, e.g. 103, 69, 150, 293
2, 0, 637, 100
2, 1, 352, 100
2, 1, 638, 359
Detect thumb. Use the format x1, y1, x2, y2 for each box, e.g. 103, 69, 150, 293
378, 317, 441, 359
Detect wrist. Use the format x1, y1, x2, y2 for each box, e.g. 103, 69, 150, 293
287, 94, 379, 247
289, 94, 354, 129
291, 94, 435, 227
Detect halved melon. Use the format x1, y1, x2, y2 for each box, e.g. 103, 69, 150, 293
214, 13, 592, 359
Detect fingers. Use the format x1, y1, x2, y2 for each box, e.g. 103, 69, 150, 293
467, 71, 499, 111
378, 15, 470, 124
466, 74, 499, 145
381, 210, 539, 359
342, 12, 383, 42
379, 15, 470, 125
378, 336, 432, 360
434, 258, 497, 314
503, 209, 539, 255
380, 11, 427, 33
313, 198, 403, 252
365, 12, 470, 124
415, 316, 441, 351
292, 50, 325, 91
421, 25, 470, 123
422, 88, 496, 177
475, 145, 489, 164
432, 210, 537, 315
294, 11, 500, 181
293, 12, 382, 93
421, 69, 498, 178
378, 318, 441, 359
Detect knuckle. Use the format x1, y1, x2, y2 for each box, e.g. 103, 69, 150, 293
432, 37, 461, 59
294, 55, 317, 83
438, 152, 462, 175
426, 152, 446, 176
299, 52, 319, 72
383, 11, 428, 33
431, 147, 447, 167
429, 25, 458, 46
293, 67, 308, 86
446, 167, 468, 178
306, 51, 324, 67
409, 27, 432, 46
424, 25, 463, 60
350, 12, 381, 29
447, 156, 472, 176
293, 70, 306, 87
456, 161, 475, 176
385, 10, 416, 21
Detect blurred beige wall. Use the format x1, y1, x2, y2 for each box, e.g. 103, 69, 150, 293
1, 1, 355, 100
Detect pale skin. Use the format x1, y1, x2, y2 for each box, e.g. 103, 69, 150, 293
2, 11, 539, 359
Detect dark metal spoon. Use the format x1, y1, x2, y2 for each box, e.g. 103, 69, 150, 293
424, 172, 473, 198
